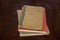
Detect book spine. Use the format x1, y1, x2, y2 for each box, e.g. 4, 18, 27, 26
20, 6, 26, 27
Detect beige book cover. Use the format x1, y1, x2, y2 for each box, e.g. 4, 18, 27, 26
19, 5, 45, 30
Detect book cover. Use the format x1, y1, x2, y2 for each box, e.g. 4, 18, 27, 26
19, 5, 45, 30
18, 7, 49, 33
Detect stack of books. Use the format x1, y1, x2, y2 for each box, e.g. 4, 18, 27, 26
17, 5, 50, 36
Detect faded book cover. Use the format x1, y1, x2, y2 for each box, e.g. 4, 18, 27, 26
19, 5, 45, 30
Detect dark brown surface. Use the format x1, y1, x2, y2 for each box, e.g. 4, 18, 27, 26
0, 0, 60, 40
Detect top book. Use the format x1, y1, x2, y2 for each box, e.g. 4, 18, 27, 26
19, 5, 45, 30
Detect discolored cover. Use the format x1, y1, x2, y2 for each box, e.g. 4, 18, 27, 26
19, 5, 45, 30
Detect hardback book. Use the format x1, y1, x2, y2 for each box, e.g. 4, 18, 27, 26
17, 5, 50, 36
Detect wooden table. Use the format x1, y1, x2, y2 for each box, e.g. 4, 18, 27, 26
0, 0, 60, 40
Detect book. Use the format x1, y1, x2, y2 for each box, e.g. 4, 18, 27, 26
17, 5, 50, 36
